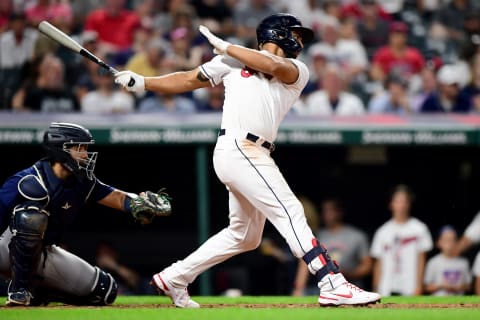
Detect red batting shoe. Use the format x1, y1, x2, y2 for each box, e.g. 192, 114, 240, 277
151, 272, 200, 308
318, 273, 381, 306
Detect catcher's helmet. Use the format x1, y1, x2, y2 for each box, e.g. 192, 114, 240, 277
256, 13, 314, 58
42, 122, 97, 180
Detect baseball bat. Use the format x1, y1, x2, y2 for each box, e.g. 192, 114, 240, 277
38, 21, 121, 77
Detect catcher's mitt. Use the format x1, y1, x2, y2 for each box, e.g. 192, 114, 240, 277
128, 189, 172, 224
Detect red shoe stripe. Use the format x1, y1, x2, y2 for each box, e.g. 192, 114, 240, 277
155, 274, 170, 292
332, 292, 353, 299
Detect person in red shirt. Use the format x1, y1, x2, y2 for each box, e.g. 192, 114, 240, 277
370, 21, 425, 83
84, 0, 140, 54
24, 0, 73, 30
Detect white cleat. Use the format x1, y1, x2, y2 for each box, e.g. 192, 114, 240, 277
151, 272, 200, 308
318, 273, 381, 306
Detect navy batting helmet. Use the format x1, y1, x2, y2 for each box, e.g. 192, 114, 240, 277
256, 13, 314, 58
42, 122, 97, 180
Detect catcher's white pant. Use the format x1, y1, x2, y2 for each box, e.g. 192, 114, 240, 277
164, 133, 317, 287
0, 228, 97, 296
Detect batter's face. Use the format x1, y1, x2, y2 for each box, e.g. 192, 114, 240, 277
291, 31, 304, 49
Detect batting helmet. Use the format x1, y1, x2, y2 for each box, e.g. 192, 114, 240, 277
42, 122, 97, 180
256, 13, 314, 58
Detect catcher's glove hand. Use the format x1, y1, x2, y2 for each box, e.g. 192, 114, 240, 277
128, 189, 172, 225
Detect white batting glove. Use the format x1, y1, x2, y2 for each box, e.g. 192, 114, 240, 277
199, 25, 231, 55
114, 70, 145, 93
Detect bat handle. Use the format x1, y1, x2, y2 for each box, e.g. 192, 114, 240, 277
104, 64, 135, 86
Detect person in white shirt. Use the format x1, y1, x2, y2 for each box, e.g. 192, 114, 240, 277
114, 13, 380, 308
307, 16, 368, 84
424, 225, 472, 296
81, 69, 134, 114
454, 211, 480, 256
371, 184, 433, 296
298, 64, 365, 116
471, 251, 480, 294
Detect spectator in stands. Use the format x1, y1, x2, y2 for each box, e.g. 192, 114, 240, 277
72, 31, 101, 102
368, 74, 414, 114
137, 92, 196, 114
25, 0, 73, 31
125, 38, 171, 77
433, 0, 479, 47
84, 0, 141, 55
322, 0, 343, 22
297, 64, 365, 116
168, 26, 204, 72
0, 12, 38, 109
411, 66, 439, 112
371, 184, 433, 296
458, 10, 480, 64
307, 16, 368, 87
376, 0, 405, 20
81, 68, 135, 114
191, 0, 235, 37
341, 0, 392, 22
233, 0, 276, 46
11, 53, 79, 112
454, 211, 480, 256
420, 64, 470, 113
275, 0, 326, 36
0, 0, 13, 33
461, 53, 480, 113
423, 225, 472, 296
472, 251, 480, 294
0, 12, 37, 70
292, 198, 372, 296
370, 21, 425, 83
356, 0, 390, 61
70, 0, 102, 34
195, 83, 225, 112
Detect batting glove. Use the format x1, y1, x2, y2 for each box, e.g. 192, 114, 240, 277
199, 25, 231, 55
114, 70, 145, 93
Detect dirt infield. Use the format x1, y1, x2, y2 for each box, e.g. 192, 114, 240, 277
3, 302, 479, 309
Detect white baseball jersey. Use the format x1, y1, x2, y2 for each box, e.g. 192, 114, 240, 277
159, 53, 324, 289
423, 254, 471, 296
370, 217, 433, 296
472, 251, 480, 277
464, 212, 480, 244
199, 52, 309, 141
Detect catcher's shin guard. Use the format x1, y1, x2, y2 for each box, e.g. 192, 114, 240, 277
8, 202, 49, 294
302, 239, 339, 281
87, 267, 118, 305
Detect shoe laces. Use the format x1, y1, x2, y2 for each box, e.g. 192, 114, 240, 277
345, 282, 363, 292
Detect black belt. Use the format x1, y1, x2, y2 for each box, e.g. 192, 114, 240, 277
219, 129, 275, 152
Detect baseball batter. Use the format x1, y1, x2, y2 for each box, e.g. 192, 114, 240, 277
115, 13, 381, 307
0, 122, 171, 306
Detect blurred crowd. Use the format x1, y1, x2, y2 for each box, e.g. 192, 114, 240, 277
250, 184, 480, 297
1, 0, 480, 115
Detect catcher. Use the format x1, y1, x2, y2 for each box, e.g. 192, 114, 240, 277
0, 122, 171, 306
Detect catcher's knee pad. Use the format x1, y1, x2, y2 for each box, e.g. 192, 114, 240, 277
86, 267, 118, 305
11, 203, 49, 238
302, 239, 339, 281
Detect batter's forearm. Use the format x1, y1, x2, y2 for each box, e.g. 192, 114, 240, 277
144, 69, 209, 94
226, 45, 291, 77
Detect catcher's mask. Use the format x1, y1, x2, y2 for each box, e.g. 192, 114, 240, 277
256, 13, 314, 58
42, 122, 97, 180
